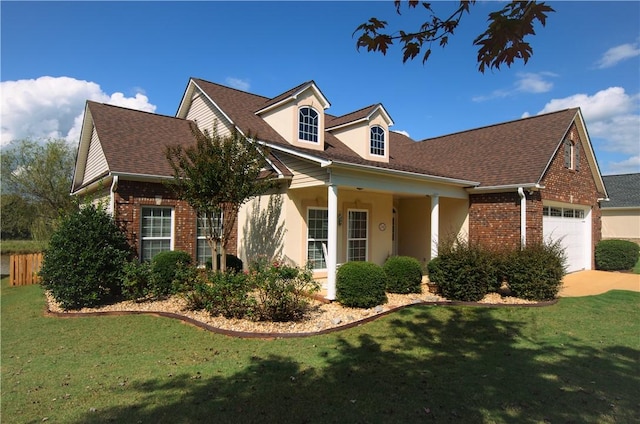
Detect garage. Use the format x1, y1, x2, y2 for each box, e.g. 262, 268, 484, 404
543, 205, 591, 273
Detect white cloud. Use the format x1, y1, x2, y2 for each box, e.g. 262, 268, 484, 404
473, 72, 555, 101
1, 76, 156, 147
595, 42, 640, 69
534, 86, 640, 156
607, 155, 640, 175
225, 77, 250, 91
392, 129, 411, 138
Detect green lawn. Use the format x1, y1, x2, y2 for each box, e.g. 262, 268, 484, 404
2, 277, 638, 424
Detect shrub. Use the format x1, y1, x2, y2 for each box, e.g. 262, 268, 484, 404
206, 254, 244, 273
249, 261, 319, 322
501, 241, 566, 301
150, 250, 192, 297
427, 241, 495, 302
336, 261, 388, 308
40, 205, 131, 310
185, 270, 255, 319
122, 260, 153, 300
595, 239, 639, 271
383, 256, 423, 294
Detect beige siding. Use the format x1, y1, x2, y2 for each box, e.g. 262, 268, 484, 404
278, 154, 328, 188
82, 127, 109, 186
602, 208, 640, 240
186, 90, 233, 137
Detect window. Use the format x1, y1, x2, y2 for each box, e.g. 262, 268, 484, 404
196, 211, 223, 266
141, 207, 173, 261
370, 126, 385, 156
543, 206, 585, 219
347, 210, 368, 262
563, 139, 580, 170
299, 107, 319, 143
307, 208, 328, 269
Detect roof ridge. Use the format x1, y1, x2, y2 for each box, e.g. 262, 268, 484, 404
87, 100, 188, 122
420, 107, 579, 142
191, 77, 271, 102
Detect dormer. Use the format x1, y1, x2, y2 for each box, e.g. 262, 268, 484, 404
326, 104, 393, 163
255, 81, 330, 152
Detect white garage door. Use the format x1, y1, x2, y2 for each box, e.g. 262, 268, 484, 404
543, 205, 591, 273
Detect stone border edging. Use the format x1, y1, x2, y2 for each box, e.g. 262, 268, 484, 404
44, 298, 558, 340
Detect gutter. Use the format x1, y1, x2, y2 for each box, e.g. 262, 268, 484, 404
518, 187, 527, 249
110, 175, 119, 216
467, 183, 544, 193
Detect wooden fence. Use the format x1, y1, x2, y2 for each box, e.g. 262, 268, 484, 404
9, 253, 43, 286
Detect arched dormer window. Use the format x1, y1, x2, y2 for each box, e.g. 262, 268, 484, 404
563, 139, 580, 171
299, 107, 319, 143
370, 125, 385, 156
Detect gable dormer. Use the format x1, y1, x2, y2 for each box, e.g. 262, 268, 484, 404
326, 104, 394, 163
255, 81, 330, 152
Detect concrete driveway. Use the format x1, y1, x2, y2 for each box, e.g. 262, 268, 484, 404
560, 270, 640, 297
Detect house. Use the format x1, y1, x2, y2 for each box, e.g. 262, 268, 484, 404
71, 77, 608, 299
601, 173, 640, 243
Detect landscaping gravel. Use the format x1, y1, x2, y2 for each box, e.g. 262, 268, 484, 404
45, 284, 538, 335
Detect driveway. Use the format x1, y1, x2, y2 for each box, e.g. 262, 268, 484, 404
560, 270, 640, 297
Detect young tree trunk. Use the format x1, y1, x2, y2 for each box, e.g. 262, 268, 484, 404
207, 238, 218, 271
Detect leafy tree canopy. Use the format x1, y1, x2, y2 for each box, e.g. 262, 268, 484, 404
1, 138, 77, 240
166, 126, 275, 270
354, 0, 554, 73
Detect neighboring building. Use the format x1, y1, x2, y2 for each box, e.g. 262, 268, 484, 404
601, 173, 640, 243
71, 77, 608, 299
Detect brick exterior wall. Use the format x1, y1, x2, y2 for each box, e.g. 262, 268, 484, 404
469, 123, 604, 268
113, 180, 238, 261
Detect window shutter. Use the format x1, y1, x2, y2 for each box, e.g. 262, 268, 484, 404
574, 142, 580, 171
564, 140, 572, 168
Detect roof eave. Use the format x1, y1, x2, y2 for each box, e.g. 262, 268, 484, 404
467, 183, 545, 194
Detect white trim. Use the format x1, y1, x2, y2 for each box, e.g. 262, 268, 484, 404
327, 186, 338, 300
256, 82, 331, 115
346, 208, 369, 262
430, 194, 439, 259
140, 206, 174, 261
467, 183, 544, 193
258, 141, 333, 167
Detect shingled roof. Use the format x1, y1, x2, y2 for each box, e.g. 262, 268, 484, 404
79, 78, 587, 191
602, 173, 640, 208
88, 101, 197, 177
192, 78, 582, 187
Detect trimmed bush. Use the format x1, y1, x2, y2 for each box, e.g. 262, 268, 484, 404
249, 261, 319, 322
336, 261, 387, 308
384, 256, 423, 294
595, 239, 639, 271
122, 260, 153, 300
150, 250, 192, 297
206, 254, 244, 273
40, 205, 131, 310
501, 241, 566, 301
426, 242, 495, 302
186, 270, 255, 319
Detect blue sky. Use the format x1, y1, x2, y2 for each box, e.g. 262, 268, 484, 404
2, 1, 639, 175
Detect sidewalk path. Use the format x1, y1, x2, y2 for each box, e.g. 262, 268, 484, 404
560, 270, 640, 297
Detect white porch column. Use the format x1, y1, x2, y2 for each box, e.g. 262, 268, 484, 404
430, 194, 439, 259
326, 184, 338, 300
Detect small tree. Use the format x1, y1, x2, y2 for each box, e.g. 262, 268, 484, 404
166, 126, 274, 271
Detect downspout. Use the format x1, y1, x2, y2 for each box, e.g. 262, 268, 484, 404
110, 175, 119, 217
517, 187, 526, 249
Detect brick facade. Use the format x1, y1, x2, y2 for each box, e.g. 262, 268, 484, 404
113, 180, 238, 261
469, 123, 604, 268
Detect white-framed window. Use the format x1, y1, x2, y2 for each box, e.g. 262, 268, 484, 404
370, 125, 385, 156
299, 107, 319, 143
563, 139, 580, 170
141, 207, 173, 261
196, 211, 223, 266
347, 209, 368, 262
543, 206, 585, 219
307, 207, 328, 269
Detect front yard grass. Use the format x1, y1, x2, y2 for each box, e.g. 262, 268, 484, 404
2, 276, 638, 423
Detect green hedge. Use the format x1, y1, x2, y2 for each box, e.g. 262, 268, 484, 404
383, 256, 423, 294
40, 205, 131, 309
426, 242, 495, 302
595, 239, 639, 271
336, 261, 387, 308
